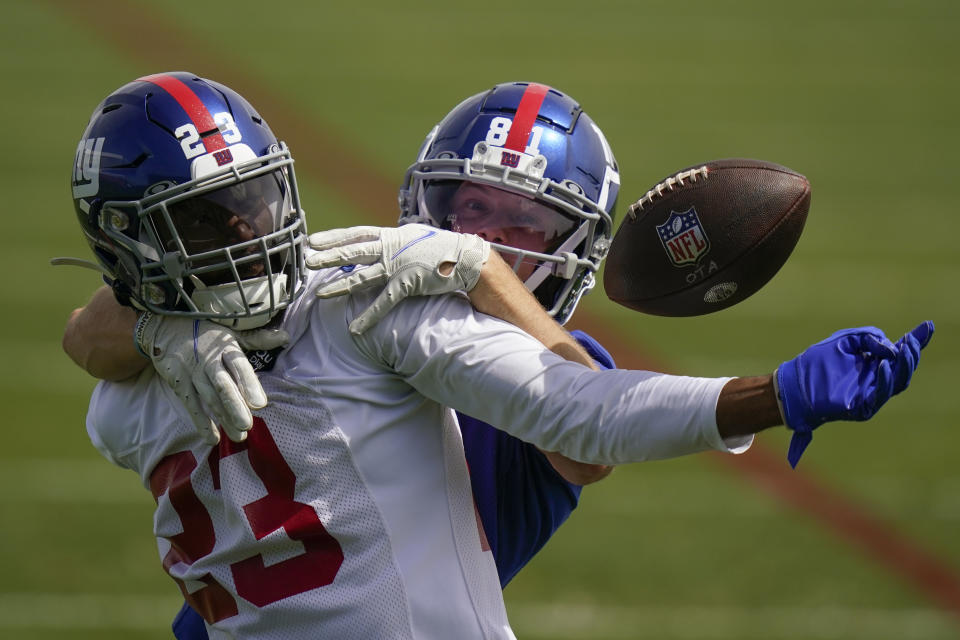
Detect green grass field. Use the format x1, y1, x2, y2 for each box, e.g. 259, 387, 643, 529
2, 1, 958, 637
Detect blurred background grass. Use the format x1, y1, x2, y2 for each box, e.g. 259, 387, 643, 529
1, 0, 957, 637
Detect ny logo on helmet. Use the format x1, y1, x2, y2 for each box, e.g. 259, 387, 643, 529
72, 137, 105, 199
500, 151, 521, 168
213, 149, 234, 166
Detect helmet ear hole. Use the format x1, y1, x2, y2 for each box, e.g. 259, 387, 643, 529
145, 181, 175, 197
561, 180, 584, 196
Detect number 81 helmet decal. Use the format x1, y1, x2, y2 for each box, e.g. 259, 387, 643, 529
399, 82, 620, 324
69, 72, 307, 329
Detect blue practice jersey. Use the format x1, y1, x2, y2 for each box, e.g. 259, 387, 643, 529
459, 330, 615, 587
173, 330, 614, 639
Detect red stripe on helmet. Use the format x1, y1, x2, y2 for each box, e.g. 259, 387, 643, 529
503, 83, 550, 152
138, 73, 227, 152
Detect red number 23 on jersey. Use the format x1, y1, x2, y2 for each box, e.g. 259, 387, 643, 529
149, 417, 344, 623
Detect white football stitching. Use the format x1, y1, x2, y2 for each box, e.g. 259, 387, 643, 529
626, 166, 709, 220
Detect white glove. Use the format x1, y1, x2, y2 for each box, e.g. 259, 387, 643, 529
135, 312, 289, 444
305, 224, 491, 334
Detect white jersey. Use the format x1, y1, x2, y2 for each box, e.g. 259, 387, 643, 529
86, 267, 750, 639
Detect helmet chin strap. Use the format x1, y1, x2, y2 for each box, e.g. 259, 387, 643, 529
521, 223, 589, 292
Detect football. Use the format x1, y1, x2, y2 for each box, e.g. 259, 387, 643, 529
603, 158, 811, 316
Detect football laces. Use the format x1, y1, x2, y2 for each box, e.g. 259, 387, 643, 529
626, 166, 709, 220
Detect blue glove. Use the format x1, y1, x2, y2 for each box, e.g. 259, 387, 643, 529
775, 321, 934, 468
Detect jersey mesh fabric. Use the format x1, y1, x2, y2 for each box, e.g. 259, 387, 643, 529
88, 270, 520, 638
164, 376, 416, 639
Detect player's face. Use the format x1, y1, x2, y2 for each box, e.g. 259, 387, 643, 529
160, 172, 287, 284
447, 182, 575, 280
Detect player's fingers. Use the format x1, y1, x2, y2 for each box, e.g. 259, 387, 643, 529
885, 321, 933, 395
209, 364, 253, 442
156, 357, 219, 444
862, 358, 895, 420
860, 333, 897, 361
192, 367, 245, 442
223, 347, 268, 409
888, 332, 921, 395
315, 265, 388, 298
236, 327, 290, 351
305, 241, 385, 270
175, 376, 220, 444
308, 226, 383, 250
348, 282, 402, 335
907, 320, 935, 350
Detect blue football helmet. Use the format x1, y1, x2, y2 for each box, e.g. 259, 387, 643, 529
69, 72, 307, 329
398, 82, 620, 324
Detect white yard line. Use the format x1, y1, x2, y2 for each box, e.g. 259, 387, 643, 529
0, 593, 954, 638
506, 602, 957, 639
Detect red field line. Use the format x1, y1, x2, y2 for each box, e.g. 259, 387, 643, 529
570, 311, 960, 620
52, 0, 960, 624
715, 444, 960, 620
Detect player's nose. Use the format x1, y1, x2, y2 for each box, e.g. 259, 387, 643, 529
476, 226, 507, 245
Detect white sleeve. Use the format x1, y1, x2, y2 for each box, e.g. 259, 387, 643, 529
354, 293, 752, 465
86, 377, 145, 471
86, 381, 122, 468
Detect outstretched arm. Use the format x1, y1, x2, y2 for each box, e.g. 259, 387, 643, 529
308, 225, 934, 469
473, 267, 935, 469
715, 376, 782, 436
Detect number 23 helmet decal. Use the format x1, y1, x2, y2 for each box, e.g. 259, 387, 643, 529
399, 82, 620, 324
69, 72, 307, 330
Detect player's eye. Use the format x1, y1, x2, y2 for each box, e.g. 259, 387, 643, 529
457, 199, 489, 217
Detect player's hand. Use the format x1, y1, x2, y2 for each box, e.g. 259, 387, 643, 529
775, 321, 934, 467
136, 313, 289, 444
306, 224, 491, 334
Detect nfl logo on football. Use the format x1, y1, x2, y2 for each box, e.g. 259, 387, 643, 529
656, 206, 711, 267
